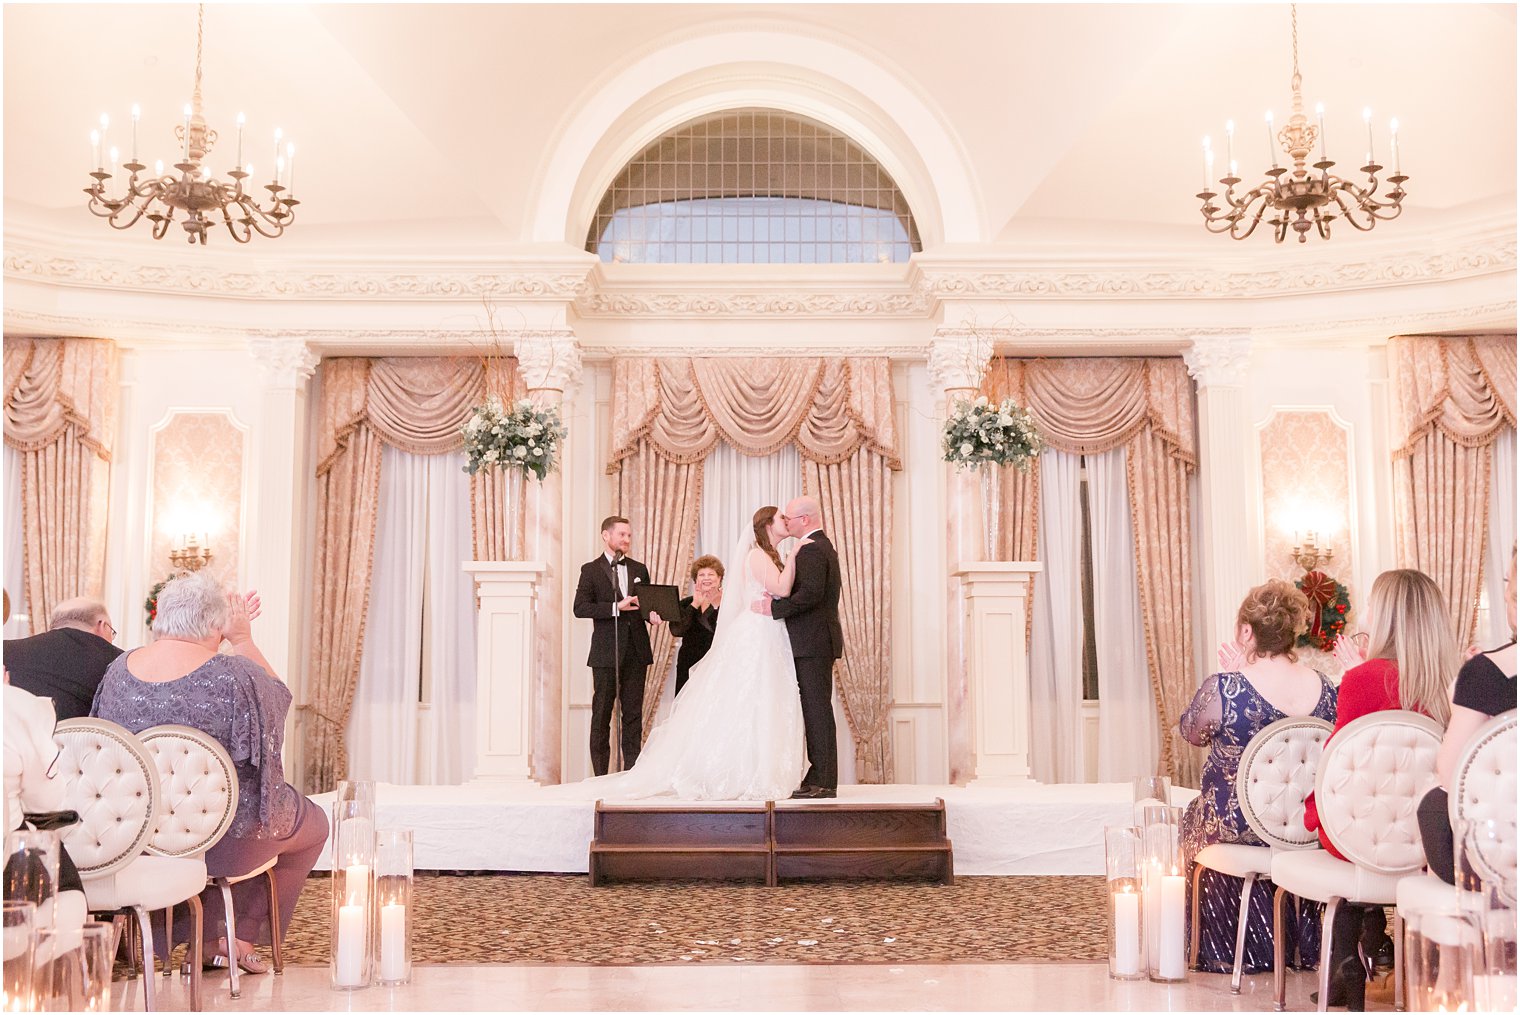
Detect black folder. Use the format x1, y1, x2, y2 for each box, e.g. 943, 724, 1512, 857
633, 582, 681, 622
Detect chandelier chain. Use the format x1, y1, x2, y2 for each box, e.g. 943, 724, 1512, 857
194, 3, 204, 98
1291, 4, 1299, 82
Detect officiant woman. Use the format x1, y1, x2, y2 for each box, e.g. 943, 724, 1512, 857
670, 555, 723, 694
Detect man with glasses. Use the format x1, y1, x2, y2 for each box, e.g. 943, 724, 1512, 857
4, 597, 122, 719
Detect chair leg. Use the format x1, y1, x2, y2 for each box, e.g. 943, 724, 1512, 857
1232, 872, 1256, 994
133, 904, 157, 1012
1189, 863, 1203, 967
124, 913, 139, 979
188, 894, 204, 1013
265, 868, 284, 974
217, 877, 241, 999
1317, 897, 1343, 1014
1393, 910, 1405, 1012
1273, 886, 1288, 1012
163, 902, 174, 977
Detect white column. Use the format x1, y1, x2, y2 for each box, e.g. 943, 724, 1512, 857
928, 327, 993, 784
514, 329, 583, 784
1183, 333, 1255, 660
955, 561, 1041, 784
464, 562, 548, 781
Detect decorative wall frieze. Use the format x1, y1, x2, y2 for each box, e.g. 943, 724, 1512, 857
247, 337, 320, 388
575, 290, 934, 317
1183, 334, 1254, 388
515, 330, 583, 394
927, 328, 996, 393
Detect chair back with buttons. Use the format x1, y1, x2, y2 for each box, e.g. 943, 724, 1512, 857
137, 725, 239, 859
1449, 709, 1517, 901
1314, 709, 1442, 876
53, 718, 160, 878
1238, 715, 1333, 850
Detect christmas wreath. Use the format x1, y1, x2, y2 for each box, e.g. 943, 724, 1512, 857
1296, 569, 1351, 651
144, 572, 190, 628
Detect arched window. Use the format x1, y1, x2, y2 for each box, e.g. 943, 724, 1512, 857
587, 110, 921, 264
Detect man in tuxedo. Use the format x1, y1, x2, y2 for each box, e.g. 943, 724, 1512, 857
757, 496, 844, 799
4, 597, 123, 719
572, 516, 660, 775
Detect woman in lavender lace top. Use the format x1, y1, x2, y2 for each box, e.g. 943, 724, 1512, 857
92, 572, 327, 974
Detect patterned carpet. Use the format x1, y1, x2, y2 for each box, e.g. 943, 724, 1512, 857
278, 873, 1107, 965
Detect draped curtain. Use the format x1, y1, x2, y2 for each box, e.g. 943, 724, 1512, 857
2, 338, 117, 628
305, 357, 522, 792
984, 357, 1200, 785
1028, 451, 1084, 782
608, 357, 900, 782
4, 445, 29, 637
1484, 428, 1516, 648
1390, 334, 1517, 648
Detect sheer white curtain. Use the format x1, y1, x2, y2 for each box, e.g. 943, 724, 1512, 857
1028, 450, 1084, 783
1087, 447, 1160, 780
348, 446, 476, 785
3, 445, 30, 638
1484, 427, 1517, 647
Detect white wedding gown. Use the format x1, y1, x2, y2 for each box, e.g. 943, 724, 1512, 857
559, 538, 809, 801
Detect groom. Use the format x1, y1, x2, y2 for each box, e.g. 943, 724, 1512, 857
755, 495, 844, 799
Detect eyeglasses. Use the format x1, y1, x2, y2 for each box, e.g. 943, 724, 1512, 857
100, 621, 117, 640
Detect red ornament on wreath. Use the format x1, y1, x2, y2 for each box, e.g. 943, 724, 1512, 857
1296, 569, 1352, 652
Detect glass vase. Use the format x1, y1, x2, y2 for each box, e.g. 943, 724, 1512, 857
1105, 826, 1145, 980
2, 900, 37, 1012
1132, 776, 1172, 826
4, 829, 60, 930
1405, 907, 1480, 1012
79, 922, 113, 1013
375, 829, 414, 986
331, 780, 376, 991
1140, 803, 1186, 983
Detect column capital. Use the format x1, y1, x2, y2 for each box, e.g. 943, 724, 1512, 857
928, 327, 997, 395
1182, 333, 1253, 388
514, 329, 582, 396
247, 336, 319, 388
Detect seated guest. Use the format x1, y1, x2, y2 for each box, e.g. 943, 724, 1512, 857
1419, 544, 1516, 884
670, 555, 723, 695
1180, 580, 1336, 977
5, 597, 123, 719
1307, 568, 1459, 1010
91, 573, 327, 974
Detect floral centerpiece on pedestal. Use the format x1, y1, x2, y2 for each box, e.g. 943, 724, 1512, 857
460, 396, 567, 481
942, 395, 1043, 471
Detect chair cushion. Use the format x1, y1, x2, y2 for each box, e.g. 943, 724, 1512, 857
1396, 872, 1460, 917
82, 854, 207, 912
1196, 843, 1273, 877
1271, 848, 1403, 905
1239, 717, 1333, 850
1314, 711, 1441, 875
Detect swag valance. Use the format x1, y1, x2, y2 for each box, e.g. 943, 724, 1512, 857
1390, 334, 1516, 454
3, 338, 117, 459
609, 358, 900, 469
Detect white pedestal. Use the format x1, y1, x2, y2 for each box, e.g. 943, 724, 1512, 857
954, 561, 1042, 785
464, 561, 548, 782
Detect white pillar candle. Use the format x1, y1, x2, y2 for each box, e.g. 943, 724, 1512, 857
379, 903, 407, 981
1113, 886, 1141, 976
1158, 869, 1187, 979
334, 903, 366, 986
1143, 861, 1161, 964
345, 864, 370, 909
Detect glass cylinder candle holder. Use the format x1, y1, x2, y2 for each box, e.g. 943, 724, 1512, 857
1140, 803, 1186, 983
375, 829, 414, 986
331, 780, 376, 991
2, 900, 37, 1013
1473, 902, 1517, 1013
78, 922, 113, 1013
1105, 825, 1146, 980
1132, 776, 1172, 825
1405, 907, 1479, 1012
4, 829, 60, 930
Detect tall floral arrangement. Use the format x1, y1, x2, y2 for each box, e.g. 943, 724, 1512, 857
942, 395, 1043, 471
461, 396, 567, 481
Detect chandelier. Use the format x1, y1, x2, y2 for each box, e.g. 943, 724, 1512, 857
1197, 5, 1407, 243
84, 5, 297, 245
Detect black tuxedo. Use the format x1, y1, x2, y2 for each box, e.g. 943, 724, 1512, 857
572, 553, 655, 774
4, 628, 123, 720
769, 530, 844, 790
669, 597, 719, 695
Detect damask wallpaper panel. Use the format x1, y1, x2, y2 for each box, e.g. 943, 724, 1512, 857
149, 411, 246, 588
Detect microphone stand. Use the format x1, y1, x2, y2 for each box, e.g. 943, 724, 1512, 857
611, 551, 624, 769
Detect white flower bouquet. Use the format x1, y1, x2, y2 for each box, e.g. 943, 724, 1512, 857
461, 396, 568, 481
941, 395, 1042, 471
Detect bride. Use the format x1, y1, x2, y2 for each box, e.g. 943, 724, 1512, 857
565, 505, 811, 801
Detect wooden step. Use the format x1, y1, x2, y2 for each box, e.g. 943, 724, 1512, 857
772, 847, 953, 884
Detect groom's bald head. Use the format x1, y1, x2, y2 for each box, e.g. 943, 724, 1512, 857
783, 496, 821, 537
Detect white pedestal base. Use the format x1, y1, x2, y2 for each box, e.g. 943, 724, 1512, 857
955, 561, 1042, 786
464, 561, 547, 783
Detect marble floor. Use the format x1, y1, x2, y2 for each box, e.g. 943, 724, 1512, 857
110, 962, 1392, 1012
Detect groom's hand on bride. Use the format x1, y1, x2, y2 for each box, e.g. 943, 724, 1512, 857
750, 596, 773, 616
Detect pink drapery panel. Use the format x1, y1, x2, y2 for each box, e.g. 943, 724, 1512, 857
984, 356, 1200, 785
608, 357, 900, 778
3, 338, 117, 625
303, 356, 523, 791
1390, 334, 1517, 646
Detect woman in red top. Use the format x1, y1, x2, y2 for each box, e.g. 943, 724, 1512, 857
1306, 569, 1459, 1009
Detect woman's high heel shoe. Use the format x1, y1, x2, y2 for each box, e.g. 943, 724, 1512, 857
199, 951, 269, 975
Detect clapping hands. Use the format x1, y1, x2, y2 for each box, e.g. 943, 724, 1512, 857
1217, 641, 1245, 672
1332, 632, 1367, 672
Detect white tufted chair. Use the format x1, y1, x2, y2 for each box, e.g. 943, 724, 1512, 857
1269, 710, 1442, 1012
1190, 716, 1332, 994
1392, 708, 1517, 1009
139, 724, 281, 1000
54, 718, 210, 1012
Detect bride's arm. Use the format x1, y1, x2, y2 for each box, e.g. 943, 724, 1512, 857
751, 540, 812, 597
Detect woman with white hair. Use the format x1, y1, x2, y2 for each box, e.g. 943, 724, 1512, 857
91, 572, 327, 975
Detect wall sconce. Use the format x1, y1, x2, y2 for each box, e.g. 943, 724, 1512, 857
1291, 530, 1333, 573
169, 532, 213, 572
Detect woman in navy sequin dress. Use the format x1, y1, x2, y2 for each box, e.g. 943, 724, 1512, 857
1179, 580, 1338, 976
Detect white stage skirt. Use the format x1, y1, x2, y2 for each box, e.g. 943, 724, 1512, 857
309, 782, 1197, 877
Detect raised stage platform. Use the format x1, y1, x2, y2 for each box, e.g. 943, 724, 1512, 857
310, 782, 1197, 877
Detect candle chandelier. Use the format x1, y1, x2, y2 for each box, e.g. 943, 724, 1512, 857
1197, 5, 1407, 243
84, 5, 297, 245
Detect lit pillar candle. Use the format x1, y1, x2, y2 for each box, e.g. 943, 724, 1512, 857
272, 128, 283, 181
183, 104, 193, 161
334, 904, 366, 986
1389, 118, 1400, 174
1315, 102, 1326, 160
379, 903, 407, 981
235, 112, 245, 169
1201, 138, 1212, 191
1265, 110, 1277, 168
1363, 107, 1374, 166
90, 130, 100, 172
1158, 868, 1187, 979
345, 864, 370, 909
1113, 886, 1141, 976
286, 142, 295, 197
1225, 120, 1234, 171
131, 104, 140, 163
98, 114, 109, 166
